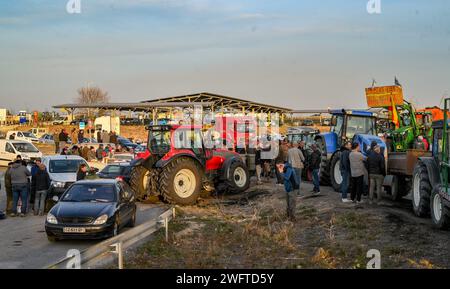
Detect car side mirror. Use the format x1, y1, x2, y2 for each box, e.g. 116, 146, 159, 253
52, 196, 59, 202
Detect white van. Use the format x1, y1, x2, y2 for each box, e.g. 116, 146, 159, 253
30, 128, 48, 138
0, 140, 43, 166
6, 131, 39, 143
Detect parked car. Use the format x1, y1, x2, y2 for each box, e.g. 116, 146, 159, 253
110, 153, 134, 163
98, 162, 132, 183
70, 119, 88, 126
117, 137, 142, 152
45, 179, 137, 241
30, 128, 48, 138
302, 119, 315, 127
39, 133, 55, 144
0, 140, 43, 166
120, 118, 142, 126
79, 137, 97, 144
41, 155, 92, 198
6, 131, 39, 143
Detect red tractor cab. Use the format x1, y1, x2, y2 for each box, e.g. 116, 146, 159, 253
130, 124, 250, 205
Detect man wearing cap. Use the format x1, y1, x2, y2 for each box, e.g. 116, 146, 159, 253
367, 144, 386, 204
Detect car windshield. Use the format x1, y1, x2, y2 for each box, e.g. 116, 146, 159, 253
62, 184, 116, 203
345, 116, 376, 138
13, 142, 39, 153
49, 159, 87, 173
22, 132, 37, 138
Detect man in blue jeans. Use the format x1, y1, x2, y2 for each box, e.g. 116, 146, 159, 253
9, 160, 31, 217
310, 144, 322, 195
340, 141, 353, 203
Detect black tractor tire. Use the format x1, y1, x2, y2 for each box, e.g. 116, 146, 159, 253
129, 165, 151, 201
317, 139, 331, 185
330, 152, 342, 192
412, 162, 432, 217
159, 157, 203, 206
225, 161, 250, 194
430, 188, 450, 230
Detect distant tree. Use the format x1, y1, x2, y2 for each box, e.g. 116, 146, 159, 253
75, 86, 109, 118
76, 86, 109, 106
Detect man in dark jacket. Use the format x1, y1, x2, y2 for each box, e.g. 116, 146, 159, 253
31, 163, 51, 216
10, 160, 31, 217
367, 145, 386, 204
59, 129, 69, 153
310, 144, 322, 195
76, 164, 88, 181
110, 132, 118, 145
78, 130, 85, 144
340, 141, 353, 203
29, 158, 42, 206
4, 162, 13, 214
96, 144, 104, 161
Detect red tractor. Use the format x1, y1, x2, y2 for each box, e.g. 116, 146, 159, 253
130, 124, 251, 205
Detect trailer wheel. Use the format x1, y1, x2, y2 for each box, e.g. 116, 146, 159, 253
130, 165, 151, 201
430, 188, 450, 230
330, 152, 342, 192
159, 157, 203, 205
412, 162, 431, 217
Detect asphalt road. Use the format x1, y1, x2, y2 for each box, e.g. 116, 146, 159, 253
0, 169, 167, 269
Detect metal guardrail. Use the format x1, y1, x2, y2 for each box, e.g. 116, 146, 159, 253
47, 208, 175, 269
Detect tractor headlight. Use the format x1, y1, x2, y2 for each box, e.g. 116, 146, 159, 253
46, 213, 58, 224
93, 214, 109, 225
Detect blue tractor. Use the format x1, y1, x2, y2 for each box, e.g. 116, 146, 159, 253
314, 109, 386, 191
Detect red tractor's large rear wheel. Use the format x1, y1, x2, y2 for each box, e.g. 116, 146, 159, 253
159, 157, 203, 205
130, 165, 152, 201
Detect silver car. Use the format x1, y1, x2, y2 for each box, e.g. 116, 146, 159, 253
41, 155, 90, 197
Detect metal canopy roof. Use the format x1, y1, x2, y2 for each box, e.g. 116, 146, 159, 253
53, 102, 214, 112
142, 92, 292, 114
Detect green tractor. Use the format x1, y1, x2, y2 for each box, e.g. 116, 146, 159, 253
387, 101, 432, 152
411, 98, 450, 229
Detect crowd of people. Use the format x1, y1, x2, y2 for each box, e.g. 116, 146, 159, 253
0, 128, 132, 219
270, 137, 391, 222
53, 128, 120, 156
1, 157, 49, 217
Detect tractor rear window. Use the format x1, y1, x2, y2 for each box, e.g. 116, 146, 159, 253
174, 130, 203, 149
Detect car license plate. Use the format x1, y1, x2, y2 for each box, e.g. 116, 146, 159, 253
63, 227, 86, 233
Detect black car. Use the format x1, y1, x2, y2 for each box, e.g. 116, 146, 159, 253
98, 163, 132, 183
70, 119, 88, 126
117, 137, 142, 151
45, 179, 137, 241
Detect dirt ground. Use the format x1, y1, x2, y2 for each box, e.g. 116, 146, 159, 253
124, 180, 450, 269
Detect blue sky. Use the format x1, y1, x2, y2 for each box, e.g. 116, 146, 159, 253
0, 0, 449, 112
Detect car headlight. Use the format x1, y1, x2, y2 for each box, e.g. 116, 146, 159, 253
46, 213, 58, 224
93, 214, 109, 225
51, 181, 65, 188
